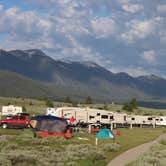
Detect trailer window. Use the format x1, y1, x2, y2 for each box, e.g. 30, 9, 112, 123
160, 119, 163, 121
101, 115, 108, 119
148, 118, 153, 120
155, 119, 159, 121
89, 116, 95, 119
97, 113, 100, 116
131, 118, 135, 120
110, 116, 114, 120
124, 116, 127, 121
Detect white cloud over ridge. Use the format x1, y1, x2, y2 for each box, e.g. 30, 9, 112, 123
141, 50, 156, 63
0, 0, 166, 77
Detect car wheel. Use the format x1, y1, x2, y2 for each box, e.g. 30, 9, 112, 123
2, 123, 8, 129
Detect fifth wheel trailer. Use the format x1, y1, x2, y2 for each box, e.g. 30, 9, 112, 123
46, 107, 128, 126
46, 107, 166, 127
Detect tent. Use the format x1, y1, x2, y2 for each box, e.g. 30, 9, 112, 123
95, 128, 115, 145
30, 116, 71, 138
96, 128, 115, 139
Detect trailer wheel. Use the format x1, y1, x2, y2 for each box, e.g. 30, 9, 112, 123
2, 123, 8, 129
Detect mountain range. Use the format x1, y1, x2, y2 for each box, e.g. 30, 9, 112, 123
0, 49, 166, 105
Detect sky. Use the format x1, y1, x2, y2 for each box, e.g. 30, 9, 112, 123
0, 0, 166, 77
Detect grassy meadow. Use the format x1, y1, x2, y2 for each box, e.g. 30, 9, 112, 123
0, 97, 166, 116
0, 128, 165, 166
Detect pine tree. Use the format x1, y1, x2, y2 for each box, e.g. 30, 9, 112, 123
22, 106, 27, 112
130, 98, 137, 109
64, 96, 72, 103
45, 100, 54, 107
85, 96, 92, 104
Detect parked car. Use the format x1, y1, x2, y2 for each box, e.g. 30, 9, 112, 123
0, 115, 31, 129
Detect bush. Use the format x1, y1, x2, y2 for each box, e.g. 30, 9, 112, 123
160, 139, 166, 145
101, 143, 120, 152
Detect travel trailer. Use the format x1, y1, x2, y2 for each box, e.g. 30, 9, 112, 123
1, 105, 23, 116
127, 115, 156, 126
46, 107, 166, 128
154, 116, 166, 126
46, 107, 127, 126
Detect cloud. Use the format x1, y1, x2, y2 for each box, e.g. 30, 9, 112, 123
157, 4, 166, 13
6, 7, 19, 16
110, 66, 149, 77
0, 0, 166, 77
122, 4, 143, 13
91, 18, 117, 38
141, 50, 156, 63
121, 17, 163, 43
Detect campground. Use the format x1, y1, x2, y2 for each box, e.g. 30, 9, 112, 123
0, 127, 165, 166
0, 97, 166, 165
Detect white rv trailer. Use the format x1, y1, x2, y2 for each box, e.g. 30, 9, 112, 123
127, 115, 156, 126
46, 107, 127, 125
127, 115, 166, 127
47, 107, 89, 123
46, 107, 166, 127
112, 113, 128, 124
46, 107, 56, 115
154, 116, 166, 126
1, 105, 23, 116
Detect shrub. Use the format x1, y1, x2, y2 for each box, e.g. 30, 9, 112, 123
159, 139, 166, 145
101, 143, 120, 152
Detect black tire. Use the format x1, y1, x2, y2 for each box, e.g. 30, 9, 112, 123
2, 123, 8, 129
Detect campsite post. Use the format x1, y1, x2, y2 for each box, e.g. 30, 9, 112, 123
110, 122, 113, 130
130, 122, 133, 129
95, 138, 98, 146
88, 124, 91, 134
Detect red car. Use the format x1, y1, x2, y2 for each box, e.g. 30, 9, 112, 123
0, 115, 30, 129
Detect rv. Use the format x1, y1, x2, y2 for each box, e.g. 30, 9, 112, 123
46, 107, 127, 126
127, 115, 156, 126
46, 107, 166, 128
1, 105, 23, 116
154, 116, 166, 126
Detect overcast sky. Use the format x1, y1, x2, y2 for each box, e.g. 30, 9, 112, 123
0, 0, 165, 77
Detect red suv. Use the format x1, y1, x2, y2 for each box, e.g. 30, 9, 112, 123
0, 115, 30, 129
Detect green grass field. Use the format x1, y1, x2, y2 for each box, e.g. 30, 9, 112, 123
0, 97, 166, 116
0, 127, 164, 166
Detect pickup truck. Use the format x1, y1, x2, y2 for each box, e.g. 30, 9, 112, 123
0, 115, 30, 129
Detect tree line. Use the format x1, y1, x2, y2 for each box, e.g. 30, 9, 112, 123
45, 96, 93, 108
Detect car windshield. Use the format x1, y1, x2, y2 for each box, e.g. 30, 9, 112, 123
12, 116, 18, 120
